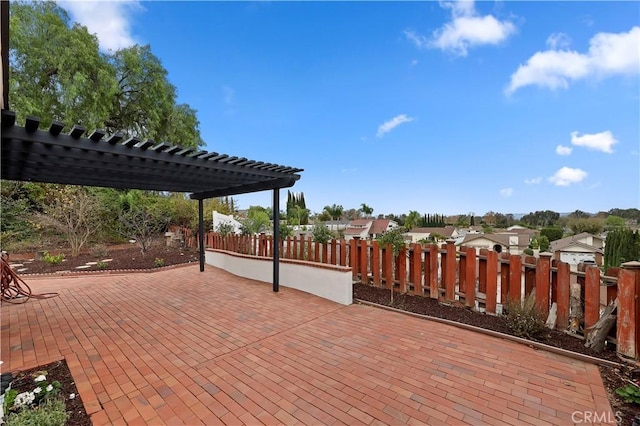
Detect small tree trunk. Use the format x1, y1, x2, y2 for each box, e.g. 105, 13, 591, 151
584, 299, 617, 353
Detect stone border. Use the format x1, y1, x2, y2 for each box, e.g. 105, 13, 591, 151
19, 262, 197, 279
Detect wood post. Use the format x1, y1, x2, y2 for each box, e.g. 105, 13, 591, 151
372, 241, 380, 286
617, 266, 638, 359
485, 251, 498, 314
584, 266, 601, 330
398, 246, 407, 294
508, 255, 522, 303
426, 244, 438, 300
411, 244, 422, 296
555, 261, 570, 331
535, 253, 552, 315
444, 243, 456, 302
464, 247, 476, 309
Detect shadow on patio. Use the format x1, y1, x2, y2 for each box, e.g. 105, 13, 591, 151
1, 266, 614, 425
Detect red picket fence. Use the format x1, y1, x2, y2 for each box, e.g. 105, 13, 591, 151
197, 233, 640, 359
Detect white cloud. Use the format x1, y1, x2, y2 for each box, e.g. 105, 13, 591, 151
499, 187, 514, 197
61, 1, 142, 51
556, 145, 573, 156
548, 167, 588, 186
571, 130, 618, 153
524, 177, 542, 185
506, 26, 640, 94
377, 114, 414, 138
406, 0, 516, 57
546, 33, 572, 50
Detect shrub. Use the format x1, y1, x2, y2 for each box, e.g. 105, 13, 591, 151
5, 398, 69, 426
311, 223, 333, 244
42, 252, 65, 266
154, 258, 165, 268
523, 248, 534, 256
90, 244, 109, 258
616, 384, 640, 405
503, 290, 547, 338
96, 261, 108, 270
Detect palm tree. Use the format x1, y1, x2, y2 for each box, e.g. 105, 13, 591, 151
405, 210, 421, 230
323, 204, 344, 221
359, 203, 374, 218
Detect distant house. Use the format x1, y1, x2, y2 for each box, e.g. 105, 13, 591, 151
212, 210, 242, 234
343, 219, 398, 241
406, 226, 458, 243
549, 233, 604, 267
457, 233, 525, 255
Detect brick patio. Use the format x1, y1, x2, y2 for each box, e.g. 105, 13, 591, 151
1, 266, 614, 425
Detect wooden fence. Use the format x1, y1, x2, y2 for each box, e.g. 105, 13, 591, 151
193, 232, 639, 360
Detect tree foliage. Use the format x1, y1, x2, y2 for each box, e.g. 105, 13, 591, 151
520, 210, 560, 227
9, 1, 202, 147
311, 223, 334, 244
115, 190, 170, 253
568, 217, 604, 235
323, 204, 344, 221
540, 226, 564, 242
604, 228, 640, 270
287, 191, 309, 225
359, 203, 374, 217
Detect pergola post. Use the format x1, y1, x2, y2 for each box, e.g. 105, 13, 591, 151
273, 188, 280, 292
198, 198, 204, 272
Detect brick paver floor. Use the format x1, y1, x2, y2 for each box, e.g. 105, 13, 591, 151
1, 265, 615, 425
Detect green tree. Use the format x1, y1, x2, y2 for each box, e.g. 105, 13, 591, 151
10, 1, 116, 130
36, 186, 102, 256
115, 190, 170, 253
540, 227, 564, 242
312, 223, 334, 244
568, 218, 604, 235
605, 215, 627, 230
359, 203, 374, 218
404, 210, 421, 230
323, 204, 344, 221
240, 209, 270, 235
604, 228, 640, 269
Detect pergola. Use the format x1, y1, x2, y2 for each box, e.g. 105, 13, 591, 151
0, 110, 302, 291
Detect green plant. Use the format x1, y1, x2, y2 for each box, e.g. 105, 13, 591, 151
90, 244, 109, 258
312, 223, 334, 244
503, 290, 547, 338
42, 252, 65, 266
96, 261, 108, 270
154, 258, 165, 268
616, 384, 640, 405
5, 398, 69, 426
523, 248, 534, 256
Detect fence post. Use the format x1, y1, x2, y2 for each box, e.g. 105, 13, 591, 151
359, 239, 368, 282
383, 244, 393, 290
620, 262, 640, 359
500, 254, 509, 304
464, 247, 476, 309
350, 239, 358, 280
458, 248, 467, 301
556, 261, 570, 330
372, 241, 380, 286
584, 265, 601, 330
478, 249, 488, 294
485, 250, 498, 314
508, 255, 522, 303
411, 243, 422, 296
331, 239, 337, 265
427, 245, 439, 300
444, 242, 456, 302
340, 240, 347, 267
398, 246, 407, 294
536, 253, 552, 315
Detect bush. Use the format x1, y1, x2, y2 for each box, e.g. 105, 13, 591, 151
96, 261, 108, 270
503, 290, 547, 338
154, 258, 165, 268
523, 248, 534, 256
311, 223, 333, 244
90, 244, 109, 258
42, 252, 65, 266
5, 398, 69, 426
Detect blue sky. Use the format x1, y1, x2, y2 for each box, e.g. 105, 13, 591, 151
61, 1, 639, 217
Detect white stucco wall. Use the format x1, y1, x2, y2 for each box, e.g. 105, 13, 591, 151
205, 249, 352, 305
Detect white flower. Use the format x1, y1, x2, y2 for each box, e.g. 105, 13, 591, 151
46, 384, 53, 392
34, 375, 46, 382
13, 391, 35, 408
69, 393, 75, 400
33, 387, 42, 394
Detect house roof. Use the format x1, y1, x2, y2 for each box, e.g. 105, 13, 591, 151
369, 219, 391, 235
344, 227, 368, 235
1, 111, 303, 200
408, 227, 456, 237
460, 233, 510, 246
550, 237, 604, 253
349, 219, 372, 227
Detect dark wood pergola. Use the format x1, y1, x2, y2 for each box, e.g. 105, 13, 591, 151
0, 110, 302, 291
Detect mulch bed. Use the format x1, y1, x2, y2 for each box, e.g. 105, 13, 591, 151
354, 283, 640, 426
3, 359, 90, 426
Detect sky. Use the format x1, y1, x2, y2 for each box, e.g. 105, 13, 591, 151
60, 0, 639, 217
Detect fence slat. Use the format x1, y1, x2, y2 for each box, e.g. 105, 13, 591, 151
412, 244, 422, 296
398, 246, 407, 293
556, 262, 570, 330
444, 243, 456, 301
427, 245, 438, 300
372, 241, 380, 286
584, 266, 601, 329
485, 251, 497, 314
465, 247, 476, 308
535, 254, 551, 314
617, 268, 637, 359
